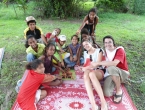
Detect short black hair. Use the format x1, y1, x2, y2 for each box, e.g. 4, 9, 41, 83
103, 35, 116, 46
81, 28, 89, 35
27, 20, 36, 25
26, 59, 43, 70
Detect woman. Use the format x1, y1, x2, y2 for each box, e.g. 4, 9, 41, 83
76, 8, 99, 36
91, 35, 130, 104
81, 40, 108, 110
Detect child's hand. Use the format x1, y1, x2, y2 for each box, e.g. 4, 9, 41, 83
55, 74, 62, 79
61, 62, 65, 67
76, 60, 80, 66
76, 30, 80, 35
70, 56, 73, 62
73, 56, 77, 62
60, 49, 65, 54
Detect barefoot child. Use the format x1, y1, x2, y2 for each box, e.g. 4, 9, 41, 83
25, 35, 45, 62
15, 59, 61, 110
39, 43, 64, 85
64, 35, 84, 68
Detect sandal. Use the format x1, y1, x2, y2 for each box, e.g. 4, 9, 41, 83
113, 92, 123, 104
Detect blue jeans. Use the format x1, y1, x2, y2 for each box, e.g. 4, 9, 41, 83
26, 53, 36, 62
64, 56, 84, 67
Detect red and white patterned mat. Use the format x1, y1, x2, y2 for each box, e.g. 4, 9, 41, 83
12, 66, 137, 110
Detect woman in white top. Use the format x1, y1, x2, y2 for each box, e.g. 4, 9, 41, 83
81, 40, 108, 110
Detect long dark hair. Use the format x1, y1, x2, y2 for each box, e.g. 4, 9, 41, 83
25, 35, 37, 48
26, 59, 43, 70
87, 8, 97, 29
43, 43, 56, 55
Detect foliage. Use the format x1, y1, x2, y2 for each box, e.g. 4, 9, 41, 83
34, 0, 87, 18
95, 0, 145, 14
95, 0, 128, 13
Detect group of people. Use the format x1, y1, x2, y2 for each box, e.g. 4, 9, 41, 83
14, 8, 130, 110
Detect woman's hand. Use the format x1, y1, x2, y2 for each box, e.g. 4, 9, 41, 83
91, 62, 99, 67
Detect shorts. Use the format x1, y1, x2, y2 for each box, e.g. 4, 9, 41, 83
103, 66, 130, 97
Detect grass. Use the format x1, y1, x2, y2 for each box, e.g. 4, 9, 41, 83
0, 2, 145, 110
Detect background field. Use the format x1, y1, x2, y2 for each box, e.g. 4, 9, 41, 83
0, 1, 145, 110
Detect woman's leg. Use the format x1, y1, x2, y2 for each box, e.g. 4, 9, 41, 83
84, 70, 99, 110
89, 70, 108, 110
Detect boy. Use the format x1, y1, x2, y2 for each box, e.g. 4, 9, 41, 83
24, 16, 47, 45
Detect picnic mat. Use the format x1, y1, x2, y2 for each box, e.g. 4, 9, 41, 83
11, 66, 137, 110
0, 47, 5, 69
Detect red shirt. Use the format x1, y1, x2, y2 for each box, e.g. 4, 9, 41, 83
113, 48, 128, 71
45, 33, 59, 43
17, 70, 54, 110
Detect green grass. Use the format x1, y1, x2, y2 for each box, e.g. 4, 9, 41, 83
0, 2, 145, 110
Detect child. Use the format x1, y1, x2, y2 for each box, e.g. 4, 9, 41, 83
25, 35, 45, 62
76, 8, 99, 36
76, 28, 100, 65
24, 16, 47, 45
16, 59, 62, 110
64, 35, 84, 68
39, 43, 64, 85
45, 28, 64, 53
53, 35, 70, 67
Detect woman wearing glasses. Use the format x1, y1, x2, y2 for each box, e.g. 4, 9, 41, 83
81, 40, 108, 110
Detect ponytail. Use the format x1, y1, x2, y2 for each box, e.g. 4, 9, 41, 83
25, 59, 43, 70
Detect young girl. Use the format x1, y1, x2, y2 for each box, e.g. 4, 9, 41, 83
39, 43, 64, 85
16, 59, 61, 110
76, 8, 99, 36
80, 40, 108, 110
25, 35, 45, 62
64, 35, 84, 68
45, 28, 64, 53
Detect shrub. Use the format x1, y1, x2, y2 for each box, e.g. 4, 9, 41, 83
95, 0, 128, 13
34, 0, 86, 19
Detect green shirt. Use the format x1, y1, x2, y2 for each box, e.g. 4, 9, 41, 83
26, 43, 45, 58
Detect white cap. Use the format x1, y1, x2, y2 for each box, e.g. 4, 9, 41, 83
59, 35, 66, 41
26, 16, 36, 22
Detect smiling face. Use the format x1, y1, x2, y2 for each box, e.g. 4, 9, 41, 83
89, 12, 96, 20
34, 63, 45, 74
72, 36, 78, 45
46, 45, 55, 56
104, 38, 115, 50
82, 41, 92, 51
28, 37, 37, 49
